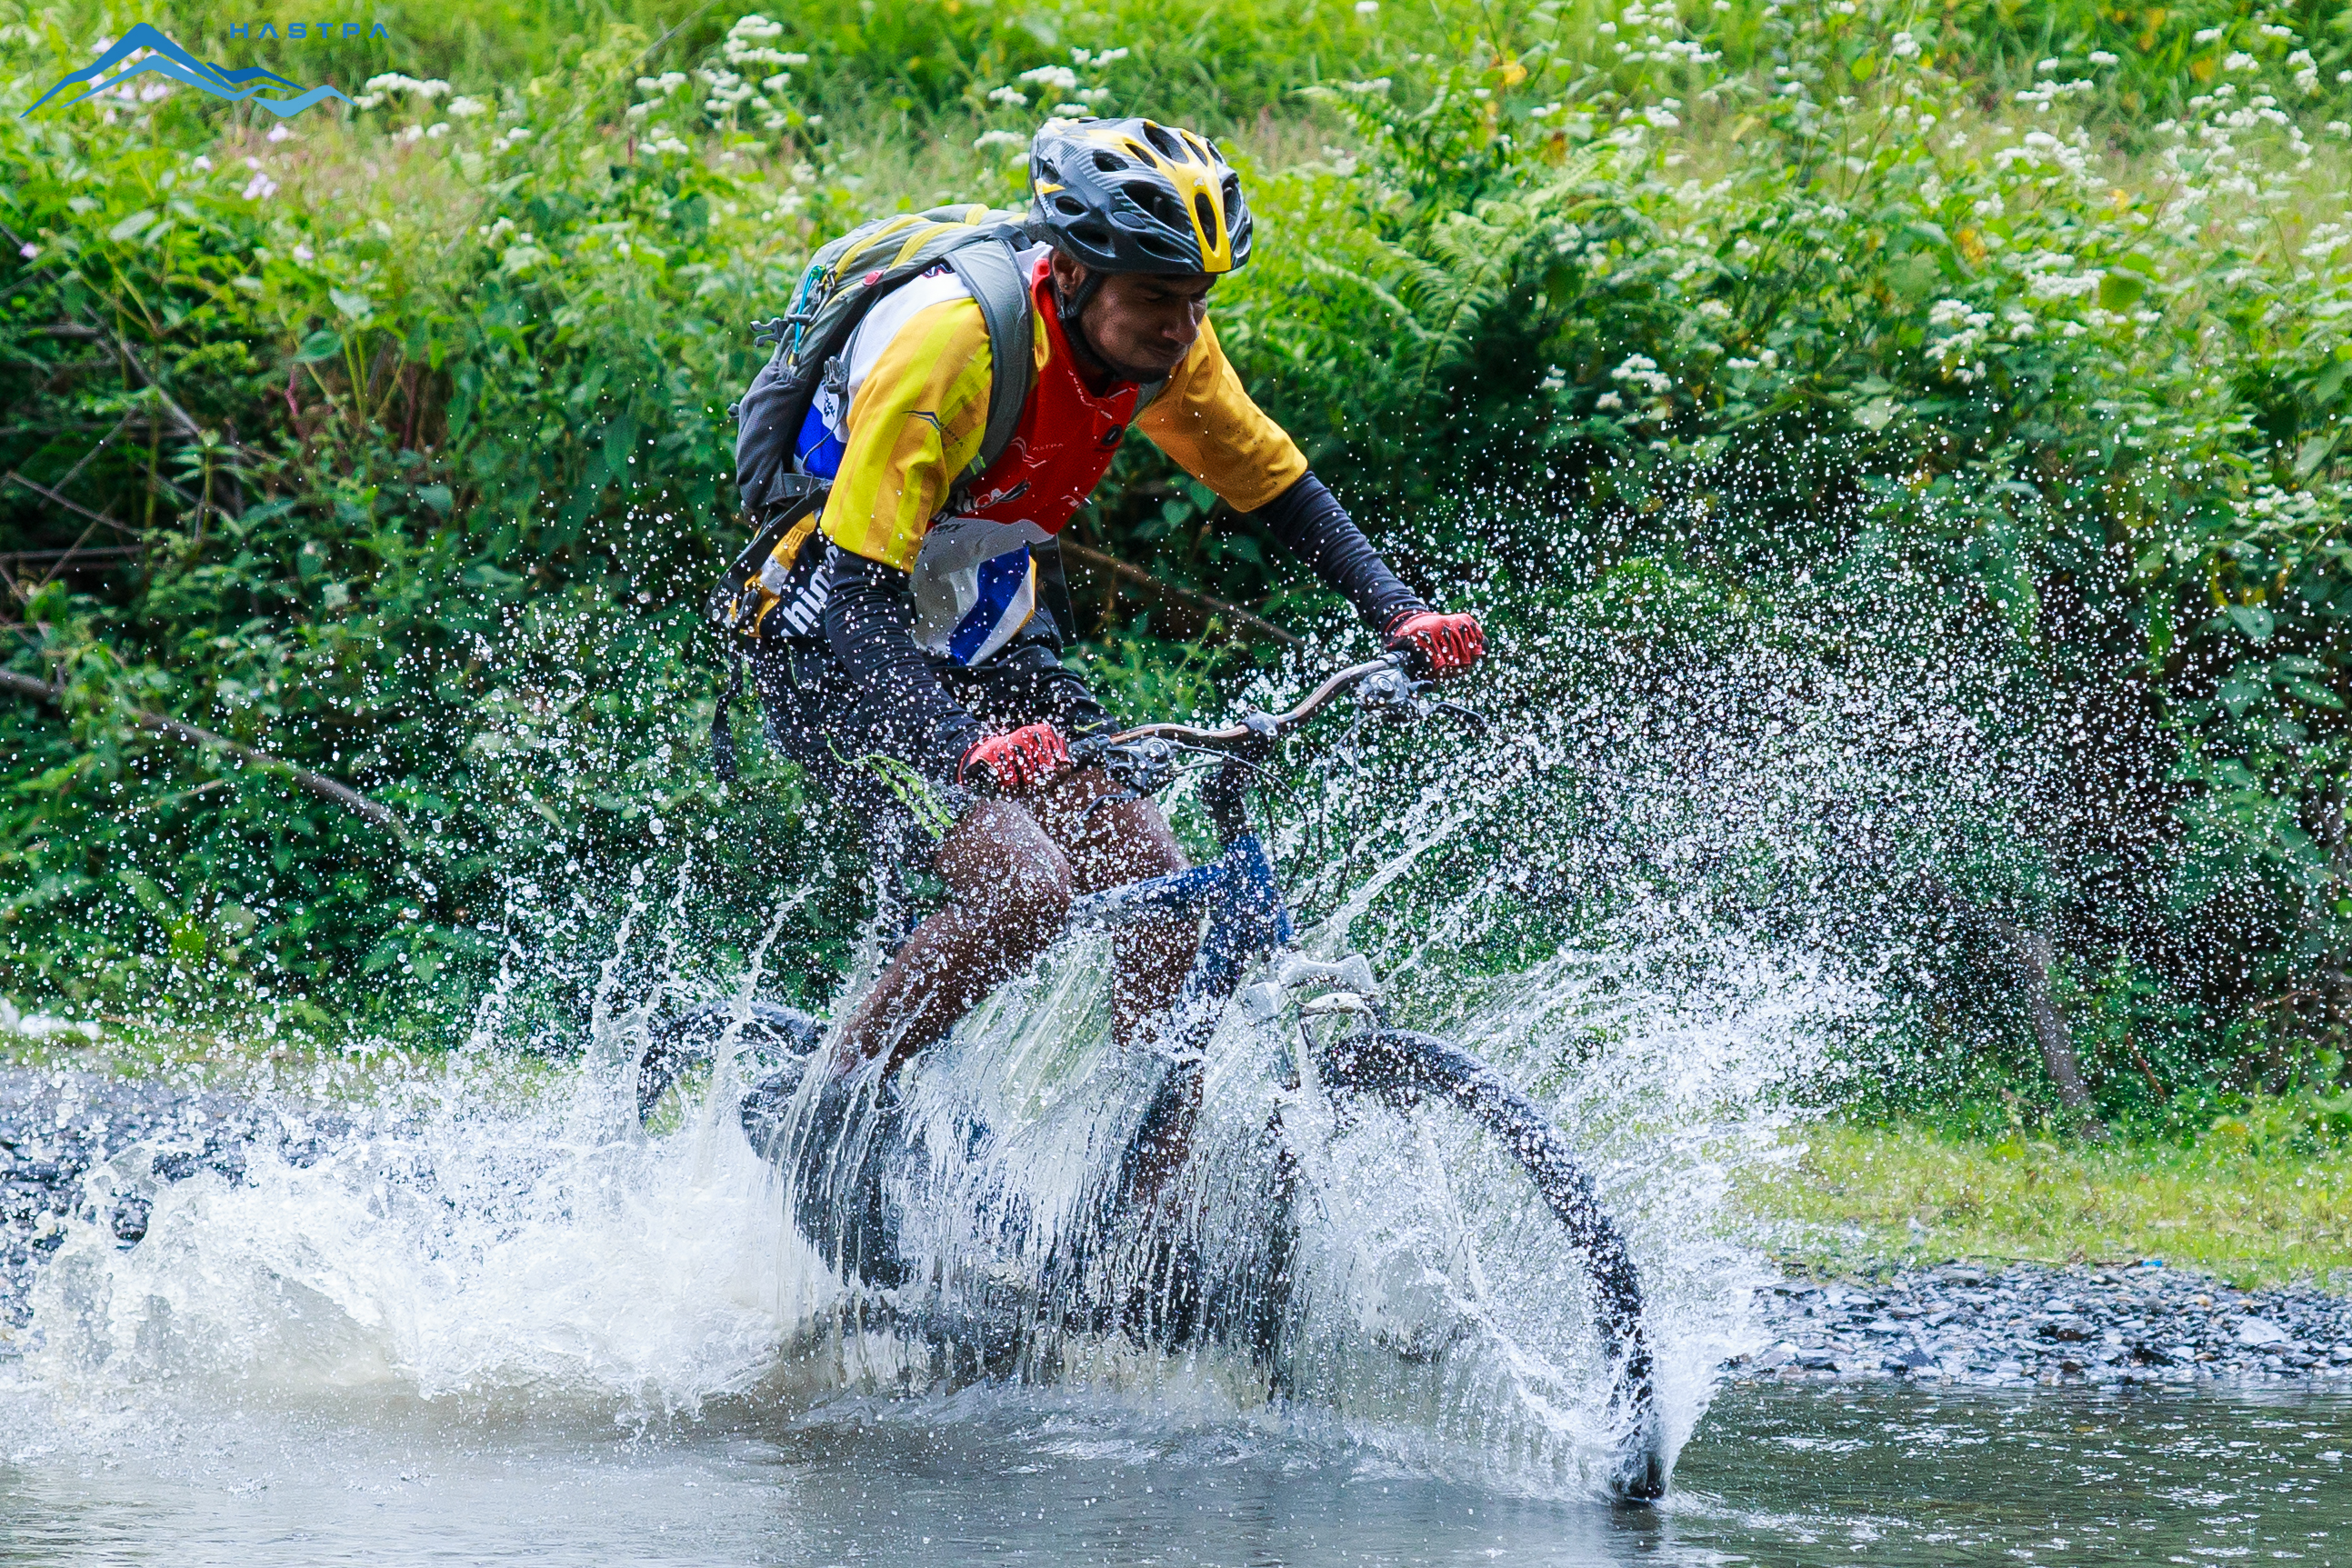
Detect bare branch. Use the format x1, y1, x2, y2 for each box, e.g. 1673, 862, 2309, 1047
1057, 540, 1302, 648
1, 667, 403, 836
3, 470, 140, 538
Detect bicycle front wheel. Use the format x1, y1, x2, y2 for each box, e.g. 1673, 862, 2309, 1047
1313, 1026, 1666, 1502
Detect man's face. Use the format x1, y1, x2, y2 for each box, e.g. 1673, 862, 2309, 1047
1052, 252, 1215, 380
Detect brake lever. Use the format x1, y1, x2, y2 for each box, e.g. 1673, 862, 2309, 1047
1431, 700, 1489, 735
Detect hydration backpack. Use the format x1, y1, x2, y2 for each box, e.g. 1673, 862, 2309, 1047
710, 204, 1043, 776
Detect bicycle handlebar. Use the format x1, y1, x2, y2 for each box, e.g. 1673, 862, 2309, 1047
1095, 654, 1410, 751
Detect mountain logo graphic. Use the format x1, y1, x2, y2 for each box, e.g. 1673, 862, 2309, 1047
22, 23, 353, 118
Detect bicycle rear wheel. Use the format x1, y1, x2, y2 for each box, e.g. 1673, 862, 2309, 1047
1313, 1026, 1666, 1502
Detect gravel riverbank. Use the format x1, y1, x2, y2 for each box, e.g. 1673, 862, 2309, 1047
1739, 1262, 2352, 1386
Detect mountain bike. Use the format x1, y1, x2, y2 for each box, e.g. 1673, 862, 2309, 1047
639, 653, 1667, 1501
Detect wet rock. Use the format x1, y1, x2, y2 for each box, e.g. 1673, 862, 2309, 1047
1742, 1261, 2352, 1390
0, 1064, 350, 1333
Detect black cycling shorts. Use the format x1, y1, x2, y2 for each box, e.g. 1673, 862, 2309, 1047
749, 633, 1105, 859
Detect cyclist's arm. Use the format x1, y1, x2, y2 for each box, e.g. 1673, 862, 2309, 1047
1136, 319, 1426, 630
818, 301, 998, 780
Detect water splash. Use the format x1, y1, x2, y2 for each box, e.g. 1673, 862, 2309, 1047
4, 603, 1941, 1500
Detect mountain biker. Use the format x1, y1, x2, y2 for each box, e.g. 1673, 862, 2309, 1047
752, 116, 1483, 1080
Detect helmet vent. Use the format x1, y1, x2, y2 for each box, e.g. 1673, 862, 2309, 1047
1091, 148, 1129, 174
1142, 123, 1186, 161
1133, 186, 1188, 234
1193, 193, 1218, 248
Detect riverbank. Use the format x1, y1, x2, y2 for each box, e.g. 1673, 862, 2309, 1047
1736, 1261, 2352, 1387
1743, 1121, 2352, 1291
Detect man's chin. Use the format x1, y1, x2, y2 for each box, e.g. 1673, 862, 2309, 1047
1113, 351, 1188, 383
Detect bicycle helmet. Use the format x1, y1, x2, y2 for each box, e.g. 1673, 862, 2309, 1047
1028, 116, 1252, 276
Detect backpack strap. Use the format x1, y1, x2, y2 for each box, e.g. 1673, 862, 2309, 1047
944, 239, 1039, 481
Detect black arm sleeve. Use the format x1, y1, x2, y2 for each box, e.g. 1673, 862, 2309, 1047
821, 545, 981, 782
1247, 472, 1427, 633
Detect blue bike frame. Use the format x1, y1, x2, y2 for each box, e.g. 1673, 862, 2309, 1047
1067, 831, 1295, 1029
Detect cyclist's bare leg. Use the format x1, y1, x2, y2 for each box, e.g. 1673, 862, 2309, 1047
1028, 765, 1197, 1051
1029, 766, 1202, 1198
834, 800, 1072, 1079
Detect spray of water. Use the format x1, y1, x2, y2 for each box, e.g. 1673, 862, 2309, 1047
5, 595, 1977, 1501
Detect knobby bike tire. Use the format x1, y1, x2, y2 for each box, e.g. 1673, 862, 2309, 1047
1315, 1026, 1667, 1502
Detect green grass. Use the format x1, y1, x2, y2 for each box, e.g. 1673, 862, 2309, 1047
1745, 1120, 2352, 1290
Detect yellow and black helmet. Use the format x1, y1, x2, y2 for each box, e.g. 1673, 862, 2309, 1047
1028, 117, 1252, 276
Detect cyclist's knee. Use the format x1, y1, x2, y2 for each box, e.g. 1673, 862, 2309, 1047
999, 835, 1073, 937
941, 801, 1072, 942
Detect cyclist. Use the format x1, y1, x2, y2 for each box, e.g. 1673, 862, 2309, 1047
755, 116, 1483, 1079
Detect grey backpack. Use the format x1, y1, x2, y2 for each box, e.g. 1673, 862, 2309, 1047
725, 205, 1041, 604
712, 205, 1042, 775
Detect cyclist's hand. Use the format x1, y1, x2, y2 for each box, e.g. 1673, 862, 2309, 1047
959, 722, 1070, 795
1384, 609, 1486, 680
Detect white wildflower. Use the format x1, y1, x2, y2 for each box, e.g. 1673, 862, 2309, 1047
1696, 299, 1731, 320
2222, 52, 2256, 72
1019, 64, 1080, 93
1594, 391, 1625, 411
446, 95, 487, 118
1609, 354, 1672, 394
191, 154, 214, 170
19, 242, 38, 259
1726, 356, 1758, 370
1538, 365, 1565, 392
2088, 50, 2117, 66
293, 242, 314, 263
974, 129, 1032, 151
636, 72, 688, 95
1053, 103, 1089, 117
266, 124, 291, 142
241, 171, 278, 200
2193, 27, 2223, 44
626, 103, 653, 122
645, 135, 691, 156
988, 85, 1029, 106
1356, 0, 1380, 13
1889, 31, 1919, 59
424, 121, 451, 139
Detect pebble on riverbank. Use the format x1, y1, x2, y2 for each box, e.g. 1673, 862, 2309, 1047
1737, 1262, 2352, 1388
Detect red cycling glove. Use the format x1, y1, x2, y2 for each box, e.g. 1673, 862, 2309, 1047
1383, 609, 1486, 678
958, 722, 1070, 795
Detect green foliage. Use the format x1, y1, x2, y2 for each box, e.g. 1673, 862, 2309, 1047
1, 0, 2348, 1136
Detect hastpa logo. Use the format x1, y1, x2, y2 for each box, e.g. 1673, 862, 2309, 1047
22, 23, 360, 118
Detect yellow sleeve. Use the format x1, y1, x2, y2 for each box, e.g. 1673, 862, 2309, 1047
1135, 316, 1307, 514
818, 298, 995, 573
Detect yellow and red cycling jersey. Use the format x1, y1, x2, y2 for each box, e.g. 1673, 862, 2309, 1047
758, 251, 1306, 664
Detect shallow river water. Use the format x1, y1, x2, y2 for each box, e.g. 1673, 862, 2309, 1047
5, 1379, 2347, 1565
